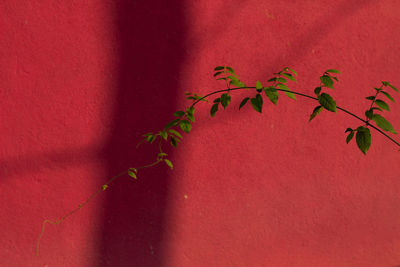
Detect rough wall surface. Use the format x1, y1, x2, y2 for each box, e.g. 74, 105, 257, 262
1, 1, 400, 266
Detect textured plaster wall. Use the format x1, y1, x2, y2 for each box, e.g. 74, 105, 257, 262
1, 1, 400, 266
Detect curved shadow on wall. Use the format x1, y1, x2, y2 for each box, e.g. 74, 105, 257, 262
95, 1, 186, 266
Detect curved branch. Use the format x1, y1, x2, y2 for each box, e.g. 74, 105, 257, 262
191, 86, 400, 148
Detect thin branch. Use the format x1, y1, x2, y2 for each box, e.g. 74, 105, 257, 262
191, 86, 400, 148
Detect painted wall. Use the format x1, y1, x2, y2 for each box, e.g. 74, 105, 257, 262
1, 1, 400, 266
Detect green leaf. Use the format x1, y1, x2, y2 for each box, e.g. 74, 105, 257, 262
170, 136, 178, 147
371, 114, 397, 133
283, 89, 296, 100
356, 126, 371, 155
168, 129, 182, 139
388, 82, 398, 92
128, 170, 137, 179
221, 93, 231, 109
239, 97, 250, 110
230, 77, 246, 87
282, 73, 296, 82
157, 152, 168, 158
164, 159, 173, 170
146, 134, 157, 143
226, 66, 235, 74
318, 93, 336, 112
345, 128, 353, 133
381, 91, 395, 102
314, 87, 322, 96
179, 120, 192, 133
346, 131, 354, 144
250, 94, 263, 113
320, 75, 334, 89
371, 107, 383, 112
214, 66, 224, 71
365, 109, 373, 120
164, 119, 180, 129
216, 78, 227, 81
288, 67, 297, 76
185, 107, 195, 122
213, 71, 223, 77
267, 77, 277, 82
213, 98, 221, 103
309, 105, 323, 122
102, 184, 108, 191
264, 87, 279, 105
276, 83, 289, 90
277, 77, 287, 83
173, 110, 185, 117
375, 99, 390, 111
326, 69, 341, 74
159, 130, 168, 140
365, 96, 376, 100
256, 81, 263, 92
210, 103, 219, 117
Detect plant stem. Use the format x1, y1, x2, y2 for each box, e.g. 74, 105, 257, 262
191, 86, 400, 148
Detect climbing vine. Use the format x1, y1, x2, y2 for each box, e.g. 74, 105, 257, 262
36, 66, 399, 255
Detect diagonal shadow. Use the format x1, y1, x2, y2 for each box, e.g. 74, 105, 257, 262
94, 1, 186, 266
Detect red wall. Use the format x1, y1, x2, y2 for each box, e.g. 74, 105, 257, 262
2, 1, 400, 266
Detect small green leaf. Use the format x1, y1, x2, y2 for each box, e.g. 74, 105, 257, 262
288, 67, 297, 76
168, 129, 183, 139
102, 184, 108, 191
375, 99, 390, 111
170, 136, 178, 147
309, 105, 323, 122
210, 103, 219, 117
226, 66, 235, 74
267, 77, 277, 82
264, 87, 279, 105
277, 77, 287, 83
164, 119, 180, 129
356, 126, 371, 155
371, 107, 383, 112
326, 69, 341, 74
186, 107, 195, 122
320, 75, 334, 89
382, 81, 389, 86
346, 131, 354, 144
318, 93, 336, 112
214, 66, 224, 71
142, 132, 153, 137
239, 97, 250, 110
365, 109, 373, 120
282, 73, 296, 82
366, 96, 376, 100
128, 170, 137, 179
256, 81, 263, 92
381, 91, 395, 102
146, 134, 157, 143
250, 94, 263, 113
283, 90, 296, 100
371, 114, 397, 133
173, 111, 185, 117
314, 87, 322, 96
157, 152, 168, 158
164, 159, 173, 170
159, 130, 168, 140
216, 78, 227, 81
345, 128, 353, 133
276, 83, 289, 90
179, 120, 192, 133
230, 77, 245, 87
388, 82, 398, 92
213, 71, 223, 77
221, 93, 231, 109
213, 98, 221, 103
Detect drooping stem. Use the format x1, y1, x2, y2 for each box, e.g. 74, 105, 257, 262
191, 86, 400, 148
